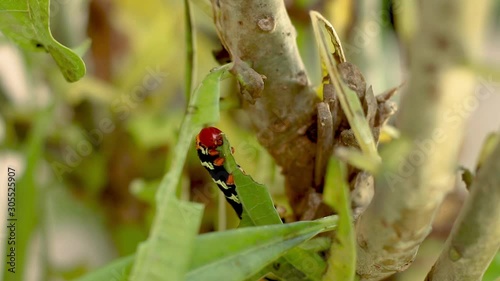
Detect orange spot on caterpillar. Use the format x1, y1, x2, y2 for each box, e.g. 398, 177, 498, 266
227, 174, 234, 185
209, 149, 219, 156
214, 157, 225, 166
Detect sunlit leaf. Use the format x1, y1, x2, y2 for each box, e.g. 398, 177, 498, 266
216, 133, 282, 226
191, 66, 230, 127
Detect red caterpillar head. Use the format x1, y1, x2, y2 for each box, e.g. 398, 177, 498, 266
196, 127, 223, 149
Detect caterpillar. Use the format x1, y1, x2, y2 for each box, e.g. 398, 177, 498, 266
196, 127, 243, 218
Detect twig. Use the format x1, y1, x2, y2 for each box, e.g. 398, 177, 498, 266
354, 0, 491, 279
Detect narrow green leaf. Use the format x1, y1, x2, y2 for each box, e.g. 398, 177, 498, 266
234, 168, 283, 226
130, 65, 229, 281
191, 66, 230, 127
215, 133, 282, 226
158, 64, 229, 201
0, 0, 86, 81
475, 133, 499, 172
310, 11, 379, 162
298, 237, 332, 253
244, 261, 305, 281
282, 247, 326, 281
76, 217, 334, 281
187, 217, 337, 281
184, 0, 196, 100
131, 198, 203, 281
322, 158, 356, 281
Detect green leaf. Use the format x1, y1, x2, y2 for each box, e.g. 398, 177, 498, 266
310, 11, 379, 162
0, 0, 86, 82
130, 198, 204, 281
130, 65, 229, 281
298, 237, 332, 253
281, 247, 327, 281
76, 217, 334, 281
214, 133, 282, 226
73, 255, 134, 281
234, 168, 282, 226
322, 158, 356, 281
158, 64, 229, 202
215, 133, 334, 280
184, 0, 195, 100
191, 66, 230, 127
186, 217, 337, 281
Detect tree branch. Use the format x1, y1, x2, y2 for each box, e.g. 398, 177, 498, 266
426, 138, 500, 280
354, 0, 491, 279
210, 0, 322, 218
